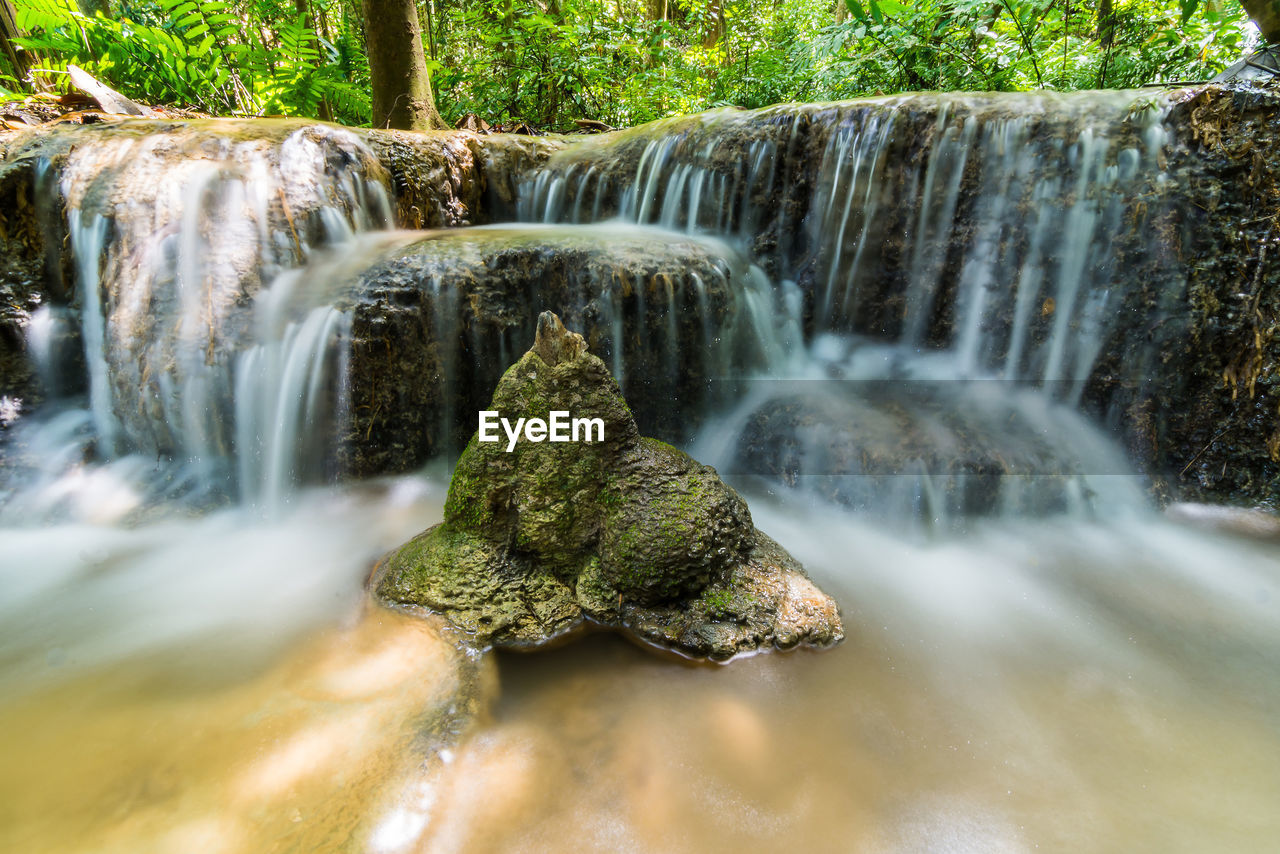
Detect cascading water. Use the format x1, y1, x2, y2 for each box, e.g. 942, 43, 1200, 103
2, 90, 1279, 854
333, 221, 797, 474
4, 93, 1175, 524
518, 92, 1176, 524
3, 121, 395, 520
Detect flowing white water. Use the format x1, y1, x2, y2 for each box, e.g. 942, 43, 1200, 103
25, 304, 76, 401
67, 210, 117, 457
0, 478, 443, 689
328, 221, 795, 460
7, 123, 395, 521
524, 93, 1168, 376
1, 96, 1277, 853
376, 494, 1280, 853
812, 110, 897, 330
519, 92, 1176, 522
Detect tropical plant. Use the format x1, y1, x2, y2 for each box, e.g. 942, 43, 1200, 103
0, 0, 1261, 128
7, 0, 371, 122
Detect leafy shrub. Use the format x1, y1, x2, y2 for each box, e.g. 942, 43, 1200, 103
9, 0, 371, 123
0, 0, 1259, 128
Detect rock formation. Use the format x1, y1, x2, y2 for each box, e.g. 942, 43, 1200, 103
374, 312, 843, 660
338, 223, 767, 476
6, 90, 1280, 508
0, 117, 563, 448
514, 87, 1280, 509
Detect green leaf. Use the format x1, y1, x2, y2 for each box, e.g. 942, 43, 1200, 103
845, 0, 868, 23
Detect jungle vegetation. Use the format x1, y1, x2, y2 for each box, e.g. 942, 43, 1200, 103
0, 0, 1266, 130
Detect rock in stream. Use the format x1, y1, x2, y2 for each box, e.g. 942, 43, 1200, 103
374, 312, 843, 660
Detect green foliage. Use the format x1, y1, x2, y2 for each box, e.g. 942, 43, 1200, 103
431, 0, 688, 127
10, 0, 370, 123
431, 0, 1254, 129
800, 0, 1252, 95
0, 0, 1259, 128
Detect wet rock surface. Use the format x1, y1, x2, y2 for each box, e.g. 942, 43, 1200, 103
0, 118, 401, 458
374, 312, 843, 660
1122, 85, 1280, 508
360, 128, 564, 229
338, 224, 763, 477
5, 92, 1280, 508
0, 132, 68, 409
0, 118, 562, 456
517, 92, 1166, 329
519, 86, 1280, 508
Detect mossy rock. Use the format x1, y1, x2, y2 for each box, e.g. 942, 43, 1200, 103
598, 438, 754, 605
375, 312, 843, 660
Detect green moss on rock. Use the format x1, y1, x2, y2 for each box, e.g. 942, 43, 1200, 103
375, 312, 843, 660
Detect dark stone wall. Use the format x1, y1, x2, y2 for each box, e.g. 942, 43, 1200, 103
337, 230, 750, 477
1130, 85, 1280, 507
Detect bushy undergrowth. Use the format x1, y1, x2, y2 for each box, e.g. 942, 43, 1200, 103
0, 0, 1258, 128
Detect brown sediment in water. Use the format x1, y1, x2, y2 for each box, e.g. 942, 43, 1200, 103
0, 604, 492, 854
397, 623, 1280, 853
2, 492, 1279, 853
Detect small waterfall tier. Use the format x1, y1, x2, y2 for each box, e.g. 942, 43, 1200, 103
2, 84, 1278, 520
336, 223, 790, 476
1, 120, 395, 516
517, 86, 1280, 512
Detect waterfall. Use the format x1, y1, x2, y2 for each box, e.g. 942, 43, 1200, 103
5, 122, 394, 521
66, 211, 116, 457
2, 92, 1191, 525
522, 92, 1169, 381
337, 222, 794, 474
234, 298, 352, 510
515, 91, 1177, 524
4, 93, 1279, 854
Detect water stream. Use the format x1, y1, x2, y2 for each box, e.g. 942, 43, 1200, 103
1, 94, 1278, 852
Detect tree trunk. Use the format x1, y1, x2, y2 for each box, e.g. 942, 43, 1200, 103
1241, 0, 1280, 43
362, 0, 448, 130
702, 0, 725, 50
0, 0, 30, 90
75, 0, 111, 17
1097, 0, 1114, 49
423, 0, 436, 60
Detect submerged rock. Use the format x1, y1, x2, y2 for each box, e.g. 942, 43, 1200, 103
719, 383, 1135, 520
374, 312, 842, 660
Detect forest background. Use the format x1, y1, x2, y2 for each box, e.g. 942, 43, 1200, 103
0, 0, 1265, 132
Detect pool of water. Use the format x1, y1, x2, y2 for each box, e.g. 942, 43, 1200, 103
3, 475, 1276, 853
